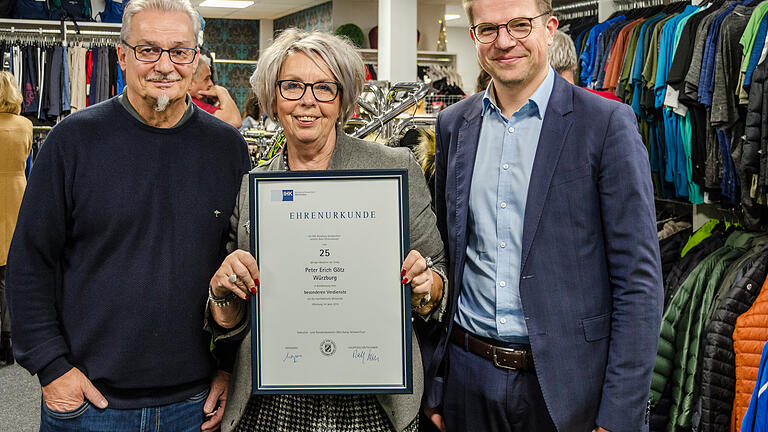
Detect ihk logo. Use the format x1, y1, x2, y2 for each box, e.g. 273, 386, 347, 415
282, 190, 294, 201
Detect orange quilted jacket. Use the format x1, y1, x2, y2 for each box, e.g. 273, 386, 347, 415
731, 274, 768, 431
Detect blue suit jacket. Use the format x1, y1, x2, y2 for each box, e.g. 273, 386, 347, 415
420, 74, 664, 432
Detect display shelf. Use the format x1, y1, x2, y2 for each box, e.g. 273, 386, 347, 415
357, 48, 456, 67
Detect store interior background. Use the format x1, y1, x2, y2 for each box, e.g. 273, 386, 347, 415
183, 0, 484, 110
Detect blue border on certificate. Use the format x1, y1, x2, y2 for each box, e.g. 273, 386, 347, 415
249, 169, 412, 394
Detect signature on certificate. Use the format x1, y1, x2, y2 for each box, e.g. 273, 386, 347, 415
283, 352, 303, 363
352, 349, 380, 365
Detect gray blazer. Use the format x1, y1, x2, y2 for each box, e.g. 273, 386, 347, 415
207, 133, 448, 432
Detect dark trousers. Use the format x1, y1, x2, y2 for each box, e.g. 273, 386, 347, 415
0, 266, 8, 332
442, 337, 557, 432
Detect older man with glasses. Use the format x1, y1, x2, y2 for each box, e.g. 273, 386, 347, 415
6, 0, 250, 430
419, 0, 663, 431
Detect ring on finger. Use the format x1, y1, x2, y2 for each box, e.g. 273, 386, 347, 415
228, 274, 238, 283
418, 292, 431, 308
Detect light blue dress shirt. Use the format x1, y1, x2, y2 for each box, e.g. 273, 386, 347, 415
455, 67, 555, 344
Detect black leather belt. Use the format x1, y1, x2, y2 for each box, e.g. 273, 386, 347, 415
450, 326, 534, 371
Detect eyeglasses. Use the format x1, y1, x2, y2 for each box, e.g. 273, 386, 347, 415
121, 40, 198, 64
276, 80, 342, 103
470, 11, 551, 44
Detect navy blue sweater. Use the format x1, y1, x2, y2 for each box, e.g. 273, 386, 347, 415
6, 97, 250, 408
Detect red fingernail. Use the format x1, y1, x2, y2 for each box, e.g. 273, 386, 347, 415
402, 277, 409, 284
255, 278, 260, 287
245, 293, 250, 300
250, 287, 258, 295
401, 269, 406, 277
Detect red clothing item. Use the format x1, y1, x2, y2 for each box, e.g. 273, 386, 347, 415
191, 97, 219, 114
585, 88, 622, 102
85, 50, 93, 107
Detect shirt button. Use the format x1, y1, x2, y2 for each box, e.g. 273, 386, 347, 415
500, 202, 507, 208
500, 281, 506, 287
500, 241, 506, 248
508, 127, 515, 133
503, 164, 509, 170
500, 318, 507, 324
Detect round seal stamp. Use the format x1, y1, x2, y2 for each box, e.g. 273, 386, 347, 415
319, 339, 337, 356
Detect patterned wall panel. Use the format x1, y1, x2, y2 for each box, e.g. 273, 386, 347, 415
274, 1, 333, 36
203, 18, 260, 110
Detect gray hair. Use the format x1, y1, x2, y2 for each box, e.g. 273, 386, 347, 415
462, 0, 553, 26
194, 54, 211, 78
251, 28, 365, 126
121, 0, 202, 47
548, 30, 577, 75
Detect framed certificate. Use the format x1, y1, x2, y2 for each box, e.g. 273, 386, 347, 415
249, 169, 412, 394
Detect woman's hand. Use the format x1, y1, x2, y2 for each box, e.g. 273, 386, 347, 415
401, 250, 441, 313
210, 249, 260, 300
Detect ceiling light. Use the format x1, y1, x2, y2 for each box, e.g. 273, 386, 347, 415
444, 14, 461, 21
199, 0, 253, 8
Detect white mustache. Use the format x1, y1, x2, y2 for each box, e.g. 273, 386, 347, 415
146, 73, 182, 82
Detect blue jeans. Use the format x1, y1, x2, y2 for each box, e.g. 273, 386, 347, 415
40, 389, 208, 432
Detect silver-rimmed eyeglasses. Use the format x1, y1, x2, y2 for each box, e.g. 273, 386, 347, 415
276, 80, 342, 102
471, 11, 551, 44
121, 40, 198, 64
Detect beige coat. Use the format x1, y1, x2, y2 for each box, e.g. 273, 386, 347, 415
0, 113, 32, 265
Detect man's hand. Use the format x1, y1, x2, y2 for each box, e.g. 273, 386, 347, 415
201, 370, 230, 432
197, 85, 242, 128
197, 86, 230, 105
42, 367, 108, 412
424, 405, 446, 432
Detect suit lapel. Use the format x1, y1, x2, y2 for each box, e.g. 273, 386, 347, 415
520, 76, 574, 271
453, 97, 483, 291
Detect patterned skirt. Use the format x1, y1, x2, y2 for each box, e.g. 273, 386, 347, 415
233, 394, 419, 432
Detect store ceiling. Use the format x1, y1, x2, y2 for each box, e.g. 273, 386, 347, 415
197, 0, 464, 21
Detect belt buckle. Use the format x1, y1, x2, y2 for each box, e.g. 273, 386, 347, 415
492, 346, 522, 370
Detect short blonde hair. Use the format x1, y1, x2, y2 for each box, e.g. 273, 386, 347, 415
463, 0, 553, 26
0, 71, 22, 115
251, 28, 364, 126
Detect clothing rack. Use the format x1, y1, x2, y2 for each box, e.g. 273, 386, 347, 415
554, 0, 599, 19
352, 81, 430, 139
0, 18, 122, 45
612, 0, 668, 9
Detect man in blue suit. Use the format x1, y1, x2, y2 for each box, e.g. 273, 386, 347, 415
418, 0, 663, 431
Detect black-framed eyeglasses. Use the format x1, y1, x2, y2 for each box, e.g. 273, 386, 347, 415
470, 11, 551, 44
121, 40, 198, 64
276, 80, 342, 103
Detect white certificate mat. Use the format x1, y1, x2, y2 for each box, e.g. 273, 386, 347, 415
249, 169, 412, 394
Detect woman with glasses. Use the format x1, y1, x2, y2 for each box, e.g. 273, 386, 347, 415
204, 29, 447, 432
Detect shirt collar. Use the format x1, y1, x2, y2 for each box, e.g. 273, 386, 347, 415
482, 66, 556, 119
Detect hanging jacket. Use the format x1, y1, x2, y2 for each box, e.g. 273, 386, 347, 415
740, 340, 768, 432
651, 225, 731, 430
732, 276, 768, 431
742, 59, 767, 209
664, 224, 731, 306
700, 245, 768, 432
652, 231, 759, 431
